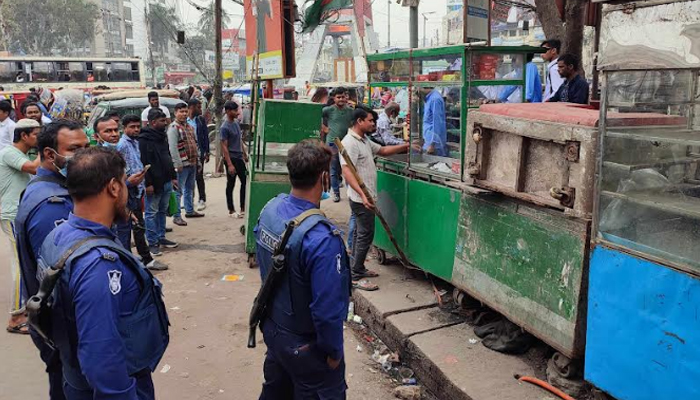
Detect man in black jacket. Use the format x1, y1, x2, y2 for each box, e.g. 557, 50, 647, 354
140, 109, 179, 256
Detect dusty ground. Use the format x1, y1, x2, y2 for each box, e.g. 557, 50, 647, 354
0, 173, 400, 399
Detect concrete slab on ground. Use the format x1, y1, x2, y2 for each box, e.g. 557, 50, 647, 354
407, 324, 553, 400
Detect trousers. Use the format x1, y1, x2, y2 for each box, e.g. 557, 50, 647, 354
259, 320, 346, 400
196, 165, 206, 202
174, 165, 196, 217
328, 144, 342, 196
225, 158, 247, 212
144, 182, 172, 246
115, 201, 153, 265
30, 330, 65, 400
62, 369, 154, 400
349, 201, 374, 279
1, 219, 23, 313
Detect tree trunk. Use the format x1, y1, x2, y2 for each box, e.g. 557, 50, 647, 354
562, 0, 587, 60
534, 0, 565, 43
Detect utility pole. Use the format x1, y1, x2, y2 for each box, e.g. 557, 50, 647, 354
145, 1, 156, 87
410, 5, 418, 49
214, 0, 224, 171
422, 12, 435, 48
387, 0, 391, 47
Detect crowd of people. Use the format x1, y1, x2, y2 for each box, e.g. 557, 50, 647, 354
0, 87, 252, 398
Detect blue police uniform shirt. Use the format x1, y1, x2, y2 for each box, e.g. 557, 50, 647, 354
26, 168, 73, 259
255, 195, 348, 361
50, 214, 142, 399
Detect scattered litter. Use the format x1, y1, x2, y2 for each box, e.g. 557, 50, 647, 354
393, 385, 422, 400
169, 306, 181, 311
368, 367, 378, 373
372, 351, 392, 371
205, 282, 211, 286
363, 334, 375, 343
468, 338, 479, 344
401, 378, 417, 385
179, 372, 189, 378
197, 345, 206, 349
347, 302, 355, 321
405, 294, 416, 303
430, 162, 452, 174
356, 345, 363, 353
160, 364, 171, 374
348, 373, 353, 378
444, 355, 459, 364
352, 315, 363, 324
389, 352, 401, 363
221, 274, 244, 282
398, 366, 414, 379
219, 389, 224, 393
216, 297, 228, 301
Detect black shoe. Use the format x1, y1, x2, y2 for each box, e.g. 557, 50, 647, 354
173, 216, 187, 226
165, 227, 173, 233
333, 193, 340, 203
160, 238, 179, 248
185, 211, 205, 218
146, 260, 169, 271
149, 245, 163, 257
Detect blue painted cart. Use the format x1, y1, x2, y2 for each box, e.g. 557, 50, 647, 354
585, 1, 700, 398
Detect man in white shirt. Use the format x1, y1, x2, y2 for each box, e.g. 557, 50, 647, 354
541, 39, 565, 102
140, 91, 171, 125
0, 100, 16, 152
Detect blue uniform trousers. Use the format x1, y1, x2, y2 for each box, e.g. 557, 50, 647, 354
259, 320, 347, 400
30, 330, 65, 400
62, 369, 154, 400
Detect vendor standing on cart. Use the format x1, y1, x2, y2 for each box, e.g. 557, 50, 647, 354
420, 87, 448, 157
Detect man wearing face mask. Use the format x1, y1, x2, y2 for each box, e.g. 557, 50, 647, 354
254, 139, 351, 399
15, 119, 89, 399
35, 147, 169, 400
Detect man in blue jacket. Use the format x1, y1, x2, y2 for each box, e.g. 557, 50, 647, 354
15, 119, 89, 399
36, 147, 169, 399
255, 139, 351, 399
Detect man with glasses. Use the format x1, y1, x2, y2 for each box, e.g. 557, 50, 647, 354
541, 39, 565, 102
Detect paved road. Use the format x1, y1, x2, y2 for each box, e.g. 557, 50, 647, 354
0, 173, 396, 399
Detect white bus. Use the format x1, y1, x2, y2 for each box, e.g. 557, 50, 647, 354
0, 57, 145, 91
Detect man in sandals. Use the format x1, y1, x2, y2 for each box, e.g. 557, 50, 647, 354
340, 107, 410, 291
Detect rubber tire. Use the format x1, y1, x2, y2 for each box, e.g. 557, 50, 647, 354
248, 253, 257, 269
240, 225, 246, 235
376, 248, 387, 265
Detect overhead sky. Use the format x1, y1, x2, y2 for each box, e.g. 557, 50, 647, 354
177, 0, 452, 49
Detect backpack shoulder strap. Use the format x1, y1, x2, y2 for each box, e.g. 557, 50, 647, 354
28, 174, 66, 188
291, 208, 326, 226
54, 236, 113, 271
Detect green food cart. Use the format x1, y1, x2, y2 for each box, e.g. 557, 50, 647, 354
367, 45, 596, 360
243, 99, 324, 267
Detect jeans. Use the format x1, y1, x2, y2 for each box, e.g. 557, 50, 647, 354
115, 201, 153, 265
226, 158, 247, 212
328, 143, 342, 196
259, 320, 347, 400
145, 182, 172, 246
1, 219, 23, 313
347, 213, 356, 253
174, 165, 196, 217
196, 164, 206, 202
349, 201, 375, 279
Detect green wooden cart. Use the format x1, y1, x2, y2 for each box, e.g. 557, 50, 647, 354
367, 45, 595, 359
243, 99, 324, 267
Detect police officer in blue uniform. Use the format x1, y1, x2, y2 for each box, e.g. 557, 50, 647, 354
15, 120, 89, 400
35, 147, 169, 399
255, 139, 352, 399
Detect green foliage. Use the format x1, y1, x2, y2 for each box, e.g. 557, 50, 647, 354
197, 0, 231, 48
0, 0, 99, 55
148, 2, 182, 56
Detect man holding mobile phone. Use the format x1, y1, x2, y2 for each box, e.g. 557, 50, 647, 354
117, 114, 168, 270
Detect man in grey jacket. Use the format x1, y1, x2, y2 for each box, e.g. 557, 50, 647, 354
167, 103, 204, 226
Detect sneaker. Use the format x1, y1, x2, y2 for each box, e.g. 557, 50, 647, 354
185, 211, 205, 218
146, 260, 169, 271
165, 227, 173, 233
173, 216, 187, 226
160, 238, 179, 249
333, 193, 341, 203
234, 212, 245, 219
149, 245, 163, 257
229, 209, 236, 217
197, 200, 206, 211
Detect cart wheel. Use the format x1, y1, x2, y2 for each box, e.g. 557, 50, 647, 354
240, 225, 246, 235
247, 254, 257, 269
376, 248, 387, 265
550, 352, 582, 379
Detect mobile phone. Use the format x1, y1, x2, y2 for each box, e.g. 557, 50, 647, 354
144, 164, 152, 173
